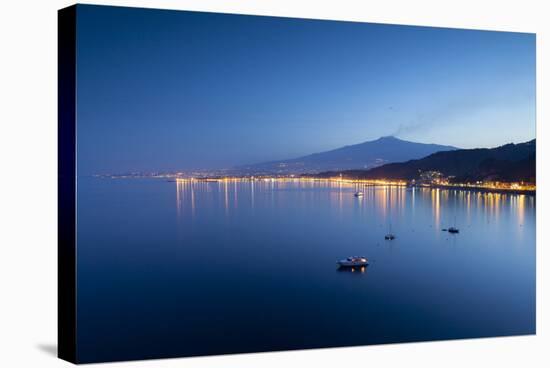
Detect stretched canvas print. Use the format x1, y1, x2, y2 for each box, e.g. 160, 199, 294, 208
58, 4, 536, 364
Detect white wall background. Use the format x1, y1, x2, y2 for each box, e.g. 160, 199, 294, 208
0, 0, 547, 367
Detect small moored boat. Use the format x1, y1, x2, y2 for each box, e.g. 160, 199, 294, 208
337, 256, 369, 268
384, 223, 395, 240
354, 191, 364, 197
448, 227, 459, 234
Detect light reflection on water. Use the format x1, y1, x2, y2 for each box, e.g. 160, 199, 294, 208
174, 179, 534, 229
77, 178, 535, 362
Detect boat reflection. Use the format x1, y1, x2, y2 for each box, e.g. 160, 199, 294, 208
336, 265, 368, 274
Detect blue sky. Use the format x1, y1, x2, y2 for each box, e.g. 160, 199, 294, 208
76, 5, 535, 174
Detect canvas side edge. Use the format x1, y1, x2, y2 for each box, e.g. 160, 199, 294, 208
58, 4, 77, 364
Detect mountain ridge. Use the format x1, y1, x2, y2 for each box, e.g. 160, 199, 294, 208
315, 139, 536, 183
236, 136, 458, 174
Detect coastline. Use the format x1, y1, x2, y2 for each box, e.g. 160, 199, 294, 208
96, 174, 536, 196
418, 184, 536, 196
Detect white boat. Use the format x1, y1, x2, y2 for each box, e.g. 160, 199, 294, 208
354, 191, 364, 197
337, 256, 369, 267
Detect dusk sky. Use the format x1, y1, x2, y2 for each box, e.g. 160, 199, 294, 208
76, 5, 535, 175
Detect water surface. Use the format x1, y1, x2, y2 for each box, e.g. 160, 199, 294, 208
77, 178, 535, 362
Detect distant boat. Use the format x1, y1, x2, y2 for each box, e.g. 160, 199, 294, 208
337, 256, 369, 268
354, 191, 364, 197
385, 222, 396, 240
447, 216, 459, 233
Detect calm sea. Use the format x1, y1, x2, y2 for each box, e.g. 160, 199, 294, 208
76, 177, 536, 362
